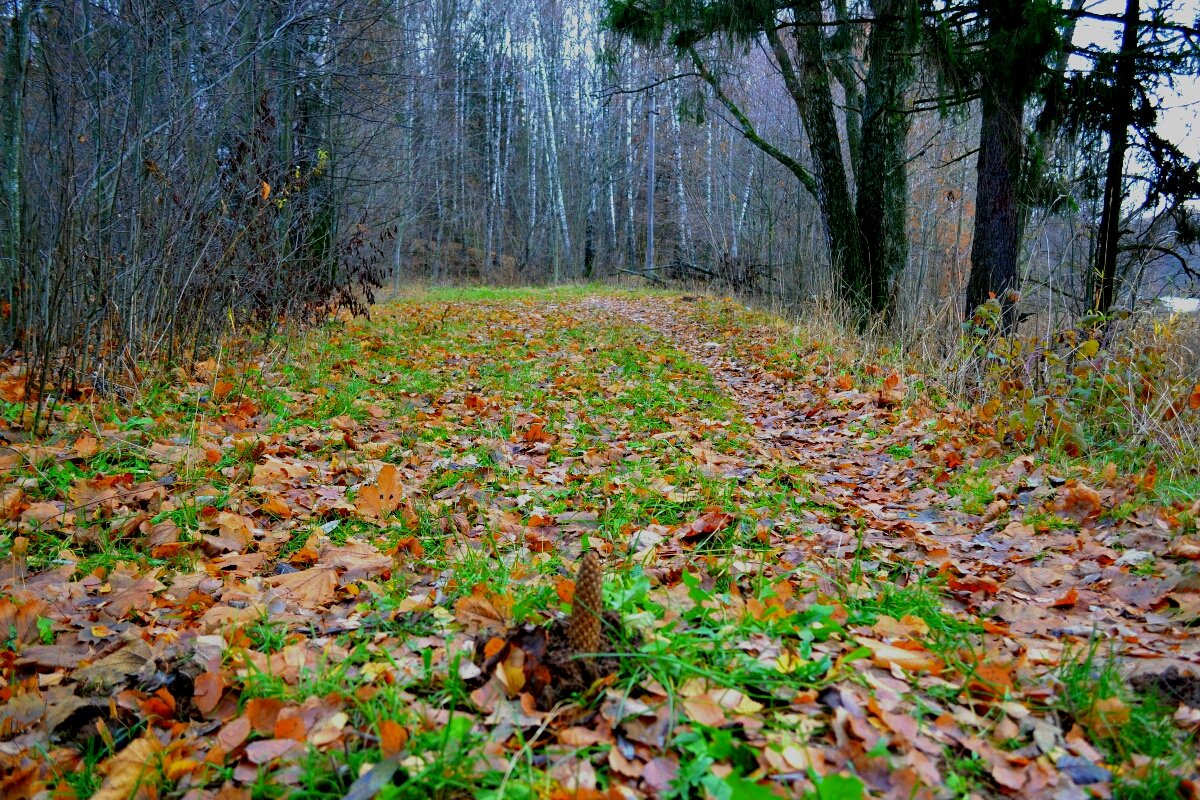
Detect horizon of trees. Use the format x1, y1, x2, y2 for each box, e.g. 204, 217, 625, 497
1, 0, 1197, 393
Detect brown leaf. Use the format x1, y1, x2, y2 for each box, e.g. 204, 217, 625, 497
1082, 696, 1130, 735
679, 509, 734, 540
1056, 483, 1103, 522
642, 758, 679, 794
251, 457, 309, 487
194, 669, 226, 716
1169, 537, 1200, 560
218, 716, 252, 751
274, 715, 308, 741
1050, 587, 1079, 607
681, 693, 727, 727
0, 598, 48, 646
20, 501, 66, 531
0, 485, 23, 520
521, 422, 554, 443
73, 640, 154, 692
454, 587, 511, 633
246, 698, 284, 734
320, 540, 391, 582
266, 565, 338, 607
202, 512, 253, 554
356, 464, 403, 519
245, 739, 297, 765
91, 734, 162, 800
17, 643, 92, 669
857, 638, 941, 674
260, 494, 293, 519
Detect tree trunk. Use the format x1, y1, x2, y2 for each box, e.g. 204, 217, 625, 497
774, 1, 868, 314
1092, 0, 1139, 315
965, 0, 1027, 332
645, 85, 656, 274
1, 0, 37, 346
856, 0, 917, 314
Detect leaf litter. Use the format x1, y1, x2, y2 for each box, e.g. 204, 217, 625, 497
0, 288, 1197, 799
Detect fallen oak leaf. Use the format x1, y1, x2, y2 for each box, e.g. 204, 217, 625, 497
0, 597, 48, 645
680, 692, 727, 727
251, 456, 309, 487
0, 485, 22, 520
1082, 696, 1130, 736
679, 508, 734, 541
1056, 482, 1103, 523
308, 711, 349, 747
454, 586, 511, 633
947, 574, 1000, 595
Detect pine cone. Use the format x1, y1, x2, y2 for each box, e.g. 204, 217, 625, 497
567, 550, 604, 657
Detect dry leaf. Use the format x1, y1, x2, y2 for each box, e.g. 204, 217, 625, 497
91, 735, 162, 800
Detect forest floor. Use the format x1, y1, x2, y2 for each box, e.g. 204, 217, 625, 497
1, 287, 1199, 800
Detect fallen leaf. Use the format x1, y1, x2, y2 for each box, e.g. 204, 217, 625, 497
245, 739, 297, 765
91, 735, 162, 800
266, 565, 338, 607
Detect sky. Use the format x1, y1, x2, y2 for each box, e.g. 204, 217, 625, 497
1071, 0, 1200, 158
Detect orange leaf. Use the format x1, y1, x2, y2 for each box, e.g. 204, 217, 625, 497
948, 575, 999, 595
1050, 587, 1078, 608
379, 720, 409, 758
483, 636, 507, 659
1083, 696, 1130, 735
522, 422, 554, 443
556, 577, 576, 605
265, 565, 338, 607
274, 715, 307, 742
246, 698, 283, 734
260, 495, 292, 519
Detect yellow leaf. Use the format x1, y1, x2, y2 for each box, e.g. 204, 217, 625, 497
163, 757, 200, 782
91, 734, 162, 800
495, 648, 526, 696
1078, 339, 1100, 358
260, 180, 271, 201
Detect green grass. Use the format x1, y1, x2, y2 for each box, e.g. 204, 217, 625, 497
1056, 644, 1193, 799
9, 288, 1192, 800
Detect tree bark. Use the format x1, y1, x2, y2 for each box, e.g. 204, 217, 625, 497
965, 0, 1027, 332
768, 3, 868, 314
1092, 0, 1139, 315
1, 0, 37, 346
856, 0, 917, 314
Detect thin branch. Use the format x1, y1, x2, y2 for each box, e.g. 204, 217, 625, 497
597, 73, 702, 98
685, 46, 820, 198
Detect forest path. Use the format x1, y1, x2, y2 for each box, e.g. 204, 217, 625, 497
4, 288, 1197, 800
581, 294, 1199, 681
